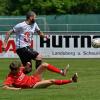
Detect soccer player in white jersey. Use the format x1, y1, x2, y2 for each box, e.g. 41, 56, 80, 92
3, 11, 48, 74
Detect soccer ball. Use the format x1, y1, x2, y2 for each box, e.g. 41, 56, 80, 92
91, 38, 100, 48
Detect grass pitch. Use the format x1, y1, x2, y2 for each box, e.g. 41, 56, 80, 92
0, 58, 100, 100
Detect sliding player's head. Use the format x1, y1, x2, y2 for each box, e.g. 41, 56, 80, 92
26, 11, 36, 24
9, 61, 21, 75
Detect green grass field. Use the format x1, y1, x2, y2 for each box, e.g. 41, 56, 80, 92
0, 58, 100, 100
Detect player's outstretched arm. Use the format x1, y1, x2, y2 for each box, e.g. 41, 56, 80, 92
37, 30, 44, 37
4, 29, 14, 43
3, 85, 21, 90
37, 30, 49, 40
2, 29, 14, 50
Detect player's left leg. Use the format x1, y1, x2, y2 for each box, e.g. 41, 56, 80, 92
16, 47, 33, 74
46, 63, 69, 76
33, 79, 72, 88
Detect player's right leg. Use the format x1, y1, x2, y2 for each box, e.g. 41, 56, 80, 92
16, 47, 33, 74
33, 73, 78, 88
33, 79, 54, 88
33, 79, 72, 88
25, 47, 43, 69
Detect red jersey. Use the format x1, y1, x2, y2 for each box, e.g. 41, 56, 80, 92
3, 67, 40, 88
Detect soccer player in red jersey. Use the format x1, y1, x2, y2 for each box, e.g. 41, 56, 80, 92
3, 61, 78, 90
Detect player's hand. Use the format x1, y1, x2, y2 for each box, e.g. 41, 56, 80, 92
44, 35, 50, 40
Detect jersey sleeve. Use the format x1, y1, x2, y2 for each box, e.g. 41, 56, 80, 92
20, 66, 25, 72
35, 23, 40, 32
3, 74, 14, 86
13, 23, 21, 33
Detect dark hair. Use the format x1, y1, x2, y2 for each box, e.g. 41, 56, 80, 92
26, 11, 36, 19
9, 61, 21, 70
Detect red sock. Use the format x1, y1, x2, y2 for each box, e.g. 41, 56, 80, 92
54, 80, 72, 85
47, 64, 61, 74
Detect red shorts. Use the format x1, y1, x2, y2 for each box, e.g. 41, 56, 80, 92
28, 75, 41, 88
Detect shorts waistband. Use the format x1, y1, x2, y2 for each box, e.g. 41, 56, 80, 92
16, 46, 30, 50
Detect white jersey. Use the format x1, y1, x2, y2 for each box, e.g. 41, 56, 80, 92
13, 21, 40, 49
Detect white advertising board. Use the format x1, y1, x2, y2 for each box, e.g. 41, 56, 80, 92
0, 33, 100, 58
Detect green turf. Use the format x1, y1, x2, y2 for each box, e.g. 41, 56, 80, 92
0, 58, 100, 100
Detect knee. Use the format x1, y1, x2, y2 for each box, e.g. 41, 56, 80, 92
24, 67, 32, 74
41, 62, 48, 68
36, 53, 42, 60
24, 62, 32, 74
